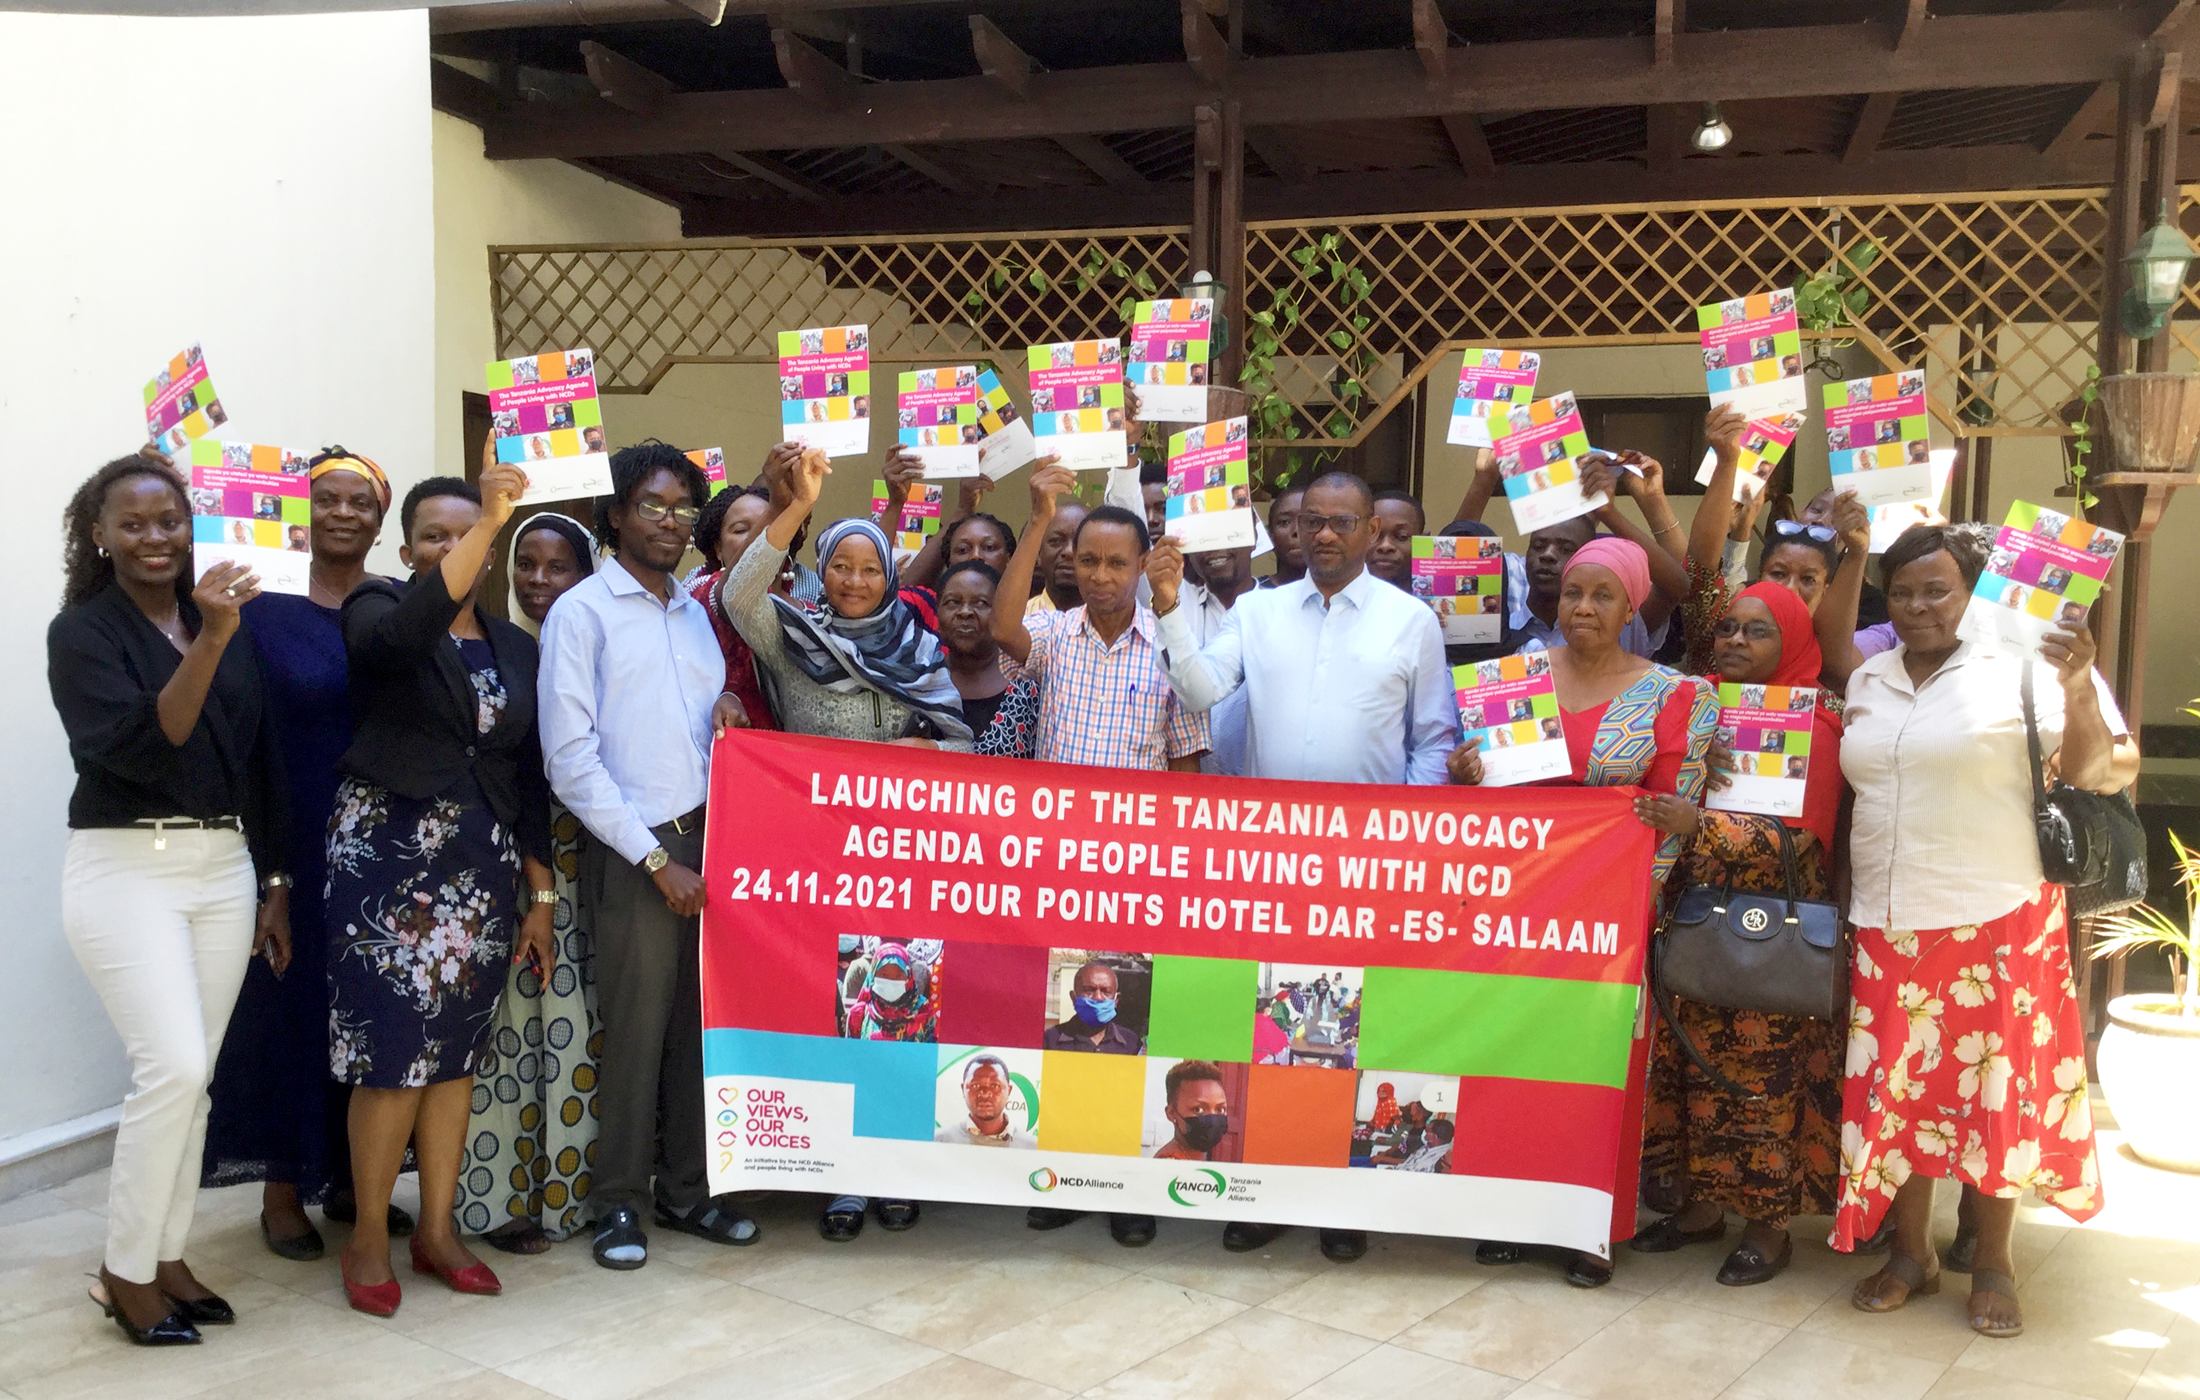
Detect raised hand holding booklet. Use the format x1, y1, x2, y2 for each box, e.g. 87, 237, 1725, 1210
1163, 417, 1255, 551
1956, 500, 2122, 658
1446, 348, 1540, 449
1707, 683, 1816, 819
1491, 392, 1608, 532
872, 478, 944, 566
1823, 370, 1934, 507
1126, 299, 1213, 423
779, 325, 872, 459
145, 343, 227, 455
1411, 536, 1505, 645
187, 439, 311, 596
1453, 653, 1569, 786
1027, 339, 1126, 471
897, 366, 1036, 480
1693, 412, 1804, 502
1697, 290, 1806, 419
486, 347, 611, 501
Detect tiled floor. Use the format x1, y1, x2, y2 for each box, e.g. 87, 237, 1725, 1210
3, 1129, 2198, 1400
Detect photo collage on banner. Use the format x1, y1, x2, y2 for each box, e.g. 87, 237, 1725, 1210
1957, 500, 2124, 659
1491, 391, 1608, 532
1410, 535, 1505, 646
1163, 417, 1255, 551
485, 347, 611, 501
872, 478, 944, 566
687, 446, 726, 491
1125, 298, 1214, 423
1451, 653, 1570, 785
1027, 338, 1127, 470
1707, 683, 1817, 819
1696, 288, 1807, 419
1823, 369, 1934, 507
1445, 348, 1540, 449
1692, 411, 1806, 502
778, 324, 872, 459
187, 439, 311, 596
145, 343, 227, 455
896, 365, 1036, 480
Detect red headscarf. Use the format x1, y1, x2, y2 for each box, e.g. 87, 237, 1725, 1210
1720, 583, 1843, 849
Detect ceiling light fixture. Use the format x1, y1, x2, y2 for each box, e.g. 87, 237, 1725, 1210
1691, 102, 1733, 153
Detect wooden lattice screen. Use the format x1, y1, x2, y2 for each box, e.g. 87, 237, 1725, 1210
495, 189, 2199, 459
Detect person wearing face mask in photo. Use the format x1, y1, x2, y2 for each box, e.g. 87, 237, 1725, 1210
1041, 960, 1144, 1053
1150, 1061, 1232, 1161
842, 943, 938, 1041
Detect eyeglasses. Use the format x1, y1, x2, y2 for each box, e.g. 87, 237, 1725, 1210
1771, 519, 1837, 543
1713, 618, 1781, 642
633, 500, 702, 526
1302, 513, 1364, 538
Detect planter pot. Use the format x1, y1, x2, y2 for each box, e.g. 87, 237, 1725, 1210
2096, 373, 2200, 471
2095, 992, 2200, 1173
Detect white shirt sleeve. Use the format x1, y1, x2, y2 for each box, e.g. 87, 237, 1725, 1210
1403, 611, 1463, 784
1157, 596, 1247, 712
537, 598, 660, 866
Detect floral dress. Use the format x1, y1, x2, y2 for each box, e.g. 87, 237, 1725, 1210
326, 638, 522, 1089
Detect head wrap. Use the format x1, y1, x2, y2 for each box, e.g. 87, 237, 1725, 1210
846, 942, 938, 1041
1561, 536, 1652, 614
505, 512, 598, 633
1720, 581, 1843, 848
769, 518, 971, 742
307, 446, 392, 513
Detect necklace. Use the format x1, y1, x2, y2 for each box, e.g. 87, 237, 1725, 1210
151, 610, 189, 650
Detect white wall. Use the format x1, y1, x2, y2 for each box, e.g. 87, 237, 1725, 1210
0, 10, 435, 1144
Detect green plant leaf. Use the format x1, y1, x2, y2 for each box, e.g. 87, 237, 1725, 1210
966, 289, 984, 308
1326, 329, 1353, 351
1028, 269, 1048, 292
1119, 296, 1135, 321
1110, 259, 1128, 279
1843, 287, 1870, 315
1292, 247, 1317, 269
1133, 269, 1157, 294
1249, 309, 1274, 326
1073, 276, 1089, 294
1352, 313, 1370, 331
1319, 233, 1339, 252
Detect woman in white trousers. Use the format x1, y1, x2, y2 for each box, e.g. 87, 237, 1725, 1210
48, 452, 291, 1346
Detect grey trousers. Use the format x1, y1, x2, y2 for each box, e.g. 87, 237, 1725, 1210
583, 821, 708, 1217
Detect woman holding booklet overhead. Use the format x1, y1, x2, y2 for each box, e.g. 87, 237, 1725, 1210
1632, 581, 1845, 1288
1444, 535, 1717, 1289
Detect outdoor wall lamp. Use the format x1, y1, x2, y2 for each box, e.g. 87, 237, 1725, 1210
1182, 269, 1230, 356
1690, 103, 1733, 153
2123, 202, 2194, 340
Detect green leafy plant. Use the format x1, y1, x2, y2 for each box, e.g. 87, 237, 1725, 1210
1794, 238, 1879, 340
1242, 231, 1377, 489
2066, 363, 2103, 513
2092, 825, 2200, 1017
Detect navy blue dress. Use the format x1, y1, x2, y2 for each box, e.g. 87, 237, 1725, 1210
202, 592, 352, 1198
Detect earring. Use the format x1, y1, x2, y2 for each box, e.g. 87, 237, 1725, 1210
96, 545, 108, 558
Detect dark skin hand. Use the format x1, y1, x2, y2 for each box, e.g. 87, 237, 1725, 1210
1814, 490, 1897, 691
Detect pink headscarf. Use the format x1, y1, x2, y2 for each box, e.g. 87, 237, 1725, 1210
1561, 536, 1652, 613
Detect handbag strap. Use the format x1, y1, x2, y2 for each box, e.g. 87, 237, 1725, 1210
1771, 822, 1802, 917
1646, 936, 1762, 1100
2020, 661, 2049, 815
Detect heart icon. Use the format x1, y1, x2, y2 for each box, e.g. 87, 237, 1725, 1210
717, 1086, 737, 1104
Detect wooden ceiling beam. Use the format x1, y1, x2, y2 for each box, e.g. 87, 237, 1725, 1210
878, 143, 979, 195
1438, 114, 1496, 178
772, 26, 851, 103
1055, 133, 1151, 186
486, 8, 2148, 160
1655, 0, 1683, 66
580, 41, 676, 115
1897, 0, 1927, 49
1844, 91, 1900, 165
703, 149, 830, 200
1245, 129, 1311, 182
1182, 0, 1232, 88
1412, 0, 1449, 82
431, 59, 506, 126
2042, 80, 2118, 157
969, 14, 1033, 99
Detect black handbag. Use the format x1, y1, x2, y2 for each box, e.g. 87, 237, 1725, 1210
2022, 665, 2147, 917
1651, 821, 1849, 1098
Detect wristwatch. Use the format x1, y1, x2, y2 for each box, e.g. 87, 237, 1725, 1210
643, 846, 671, 874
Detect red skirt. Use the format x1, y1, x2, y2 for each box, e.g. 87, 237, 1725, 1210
1829, 884, 2103, 1251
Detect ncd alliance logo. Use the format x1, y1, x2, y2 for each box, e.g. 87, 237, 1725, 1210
1166, 1168, 1226, 1208
1027, 1167, 1123, 1192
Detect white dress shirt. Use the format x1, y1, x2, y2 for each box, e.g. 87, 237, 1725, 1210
1156, 568, 1460, 785
1842, 640, 2127, 932
537, 555, 723, 865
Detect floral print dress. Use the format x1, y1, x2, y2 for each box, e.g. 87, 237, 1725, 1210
327, 638, 522, 1089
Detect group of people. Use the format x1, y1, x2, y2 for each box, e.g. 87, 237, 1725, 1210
48, 388, 2128, 1348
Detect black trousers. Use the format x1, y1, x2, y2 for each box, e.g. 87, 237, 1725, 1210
583, 821, 707, 1217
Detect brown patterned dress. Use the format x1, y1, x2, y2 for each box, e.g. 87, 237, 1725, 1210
1642, 812, 1844, 1225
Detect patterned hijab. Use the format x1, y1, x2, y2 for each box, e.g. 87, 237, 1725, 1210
769, 518, 970, 741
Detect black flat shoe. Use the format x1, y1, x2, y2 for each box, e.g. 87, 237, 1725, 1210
1716, 1235, 1793, 1287
819, 1205, 865, 1242
1629, 1213, 1728, 1254
1108, 1214, 1157, 1247
1026, 1207, 1086, 1231
260, 1212, 326, 1262
323, 1192, 415, 1237
90, 1283, 199, 1347
1565, 1251, 1615, 1289
1221, 1221, 1288, 1252
874, 1199, 920, 1231
1475, 1240, 1524, 1266
162, 1291, 235, 1325
655, 1197, 760, 1247
1320, 1229, 1368, 1262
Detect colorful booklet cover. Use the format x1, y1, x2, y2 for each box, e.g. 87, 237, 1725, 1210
896, 365, 1037, 480
1126, 298, 1213, 423
486, 347, 610, 502
1697, 289, 1807, 419
1452, 653, 1569, 787
779, 324, 872, 459
1866, 447, 1957, 554
1163, 417, 1255, 551
872, 478, 944, 566
1027, 338, 1126, 471
1708, 682, 1817, 819
1693, 411, 1805, 502
187, 439, 310, 596
1445, 348, 1541, 449
145, 343, 228, 455
1411, 535, 1505, 645
1491, 392, 1608, 532
1824, 369, 1934, 507
687, 446, 727, 491
1957, 500, 2123, 658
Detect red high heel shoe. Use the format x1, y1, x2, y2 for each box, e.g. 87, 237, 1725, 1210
410, 1236, 501, 1296
340, 1257, 401, 1317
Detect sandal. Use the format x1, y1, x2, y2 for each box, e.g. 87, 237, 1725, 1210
480, 1219, 552, 1255
819, 1196, 866, 1242
1851, 1251, 1941, 1313
1968, 1268, 2024, 1339
873, 1199, 920, 1231
656, 1197, 760, 1247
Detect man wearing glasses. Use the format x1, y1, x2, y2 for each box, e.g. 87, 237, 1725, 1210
538, 442, 754, 1270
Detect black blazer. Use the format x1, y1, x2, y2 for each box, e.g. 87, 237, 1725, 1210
337, 568, 551, 865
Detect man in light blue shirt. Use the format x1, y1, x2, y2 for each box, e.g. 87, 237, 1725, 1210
537, 442, 746, 1270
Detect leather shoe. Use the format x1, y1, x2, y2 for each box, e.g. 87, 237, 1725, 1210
1475, 1240, 1525, 1265
1320, 1229, 1367, 1261
1222, 1221, 1288, 1252
1565, 1251, 1615, 1289
163, 1290, 235, 1325
1716, 1235, 1793, 1287
1108, 1214, 1157, 1246
1026, 1207, 1086, 1231
411, 1236, 501, 1295
260, 1213, 326, 1262
340, 1259, 401, 1317
92, 1276, 200, 1347
592, 1206, 649, 1270
1629, 1213, 1728, 1254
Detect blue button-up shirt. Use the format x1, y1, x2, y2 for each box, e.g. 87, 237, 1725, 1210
1155, 568, 1459, 786
538, 555, 721, 864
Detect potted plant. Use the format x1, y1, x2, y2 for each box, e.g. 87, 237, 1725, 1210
2092, 829, 2200, 1173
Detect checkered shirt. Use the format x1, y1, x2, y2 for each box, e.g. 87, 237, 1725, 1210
1010, 605, 1209, 769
